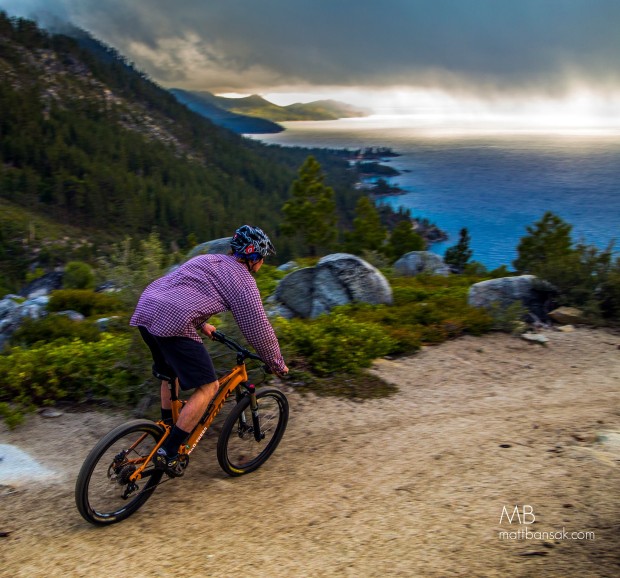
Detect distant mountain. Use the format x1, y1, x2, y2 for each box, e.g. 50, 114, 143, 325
170, 89, 283, 134
173, 90, 371, 122
285, 99, 371, 120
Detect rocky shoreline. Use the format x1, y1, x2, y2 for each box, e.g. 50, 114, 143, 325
351, 148, 448, 245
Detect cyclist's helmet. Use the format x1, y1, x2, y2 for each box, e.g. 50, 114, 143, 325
231, 225, 276, 260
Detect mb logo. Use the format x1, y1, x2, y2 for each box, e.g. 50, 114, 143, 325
499, 505, 536, 525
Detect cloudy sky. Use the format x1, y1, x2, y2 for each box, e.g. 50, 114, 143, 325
1, 0, 619, 117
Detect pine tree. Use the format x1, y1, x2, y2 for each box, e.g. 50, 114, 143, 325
344, 196, 387, 254
281, 156, 338, 257
385, 220, 425, 261
513, 211, 616, 315
444, 227, 473, 273
513, 212, 573, 274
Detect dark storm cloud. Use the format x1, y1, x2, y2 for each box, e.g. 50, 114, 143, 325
2, 0, 619, 94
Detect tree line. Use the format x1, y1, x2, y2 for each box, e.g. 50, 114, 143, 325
0, 13, 365, 287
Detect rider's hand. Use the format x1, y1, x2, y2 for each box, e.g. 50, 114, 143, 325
201, 323, 217, 338
277, 364, 289, 378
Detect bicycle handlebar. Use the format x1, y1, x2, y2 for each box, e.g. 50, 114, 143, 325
211, 330, 265, 364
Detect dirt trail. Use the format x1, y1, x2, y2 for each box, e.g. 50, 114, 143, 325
1, 327, 619, 577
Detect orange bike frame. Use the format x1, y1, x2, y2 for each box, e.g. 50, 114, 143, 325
129, 362, 250, 483
179, 362, 249, 455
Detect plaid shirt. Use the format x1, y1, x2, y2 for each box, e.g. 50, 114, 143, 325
130, 254, 286, 373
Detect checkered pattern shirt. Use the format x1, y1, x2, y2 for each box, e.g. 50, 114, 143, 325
130, 254, 286, 373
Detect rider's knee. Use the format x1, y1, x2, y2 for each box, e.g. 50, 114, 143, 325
197, 380, 219, 395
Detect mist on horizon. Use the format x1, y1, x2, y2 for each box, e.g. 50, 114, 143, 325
1, 0, 619, 128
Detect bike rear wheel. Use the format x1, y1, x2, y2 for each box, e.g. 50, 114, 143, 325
217, 388, 288, 476
75, 419, 165, 525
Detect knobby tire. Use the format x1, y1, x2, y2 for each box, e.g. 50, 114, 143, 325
217, 388, 289, 476
75, 419, 165, 525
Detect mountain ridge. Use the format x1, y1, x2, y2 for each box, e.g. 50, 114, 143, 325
174, 89, 370, 123
169, 89, 284, 134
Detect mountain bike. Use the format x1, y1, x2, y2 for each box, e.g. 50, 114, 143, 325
75, 331, 289, 525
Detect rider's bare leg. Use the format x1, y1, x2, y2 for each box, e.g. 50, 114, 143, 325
160, 380, 179, 410
175, 380, 219, 433
156, 381, 219, 468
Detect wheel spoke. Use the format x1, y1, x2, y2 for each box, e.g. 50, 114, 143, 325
217, 389, 288, 476
76, 420, 164, 525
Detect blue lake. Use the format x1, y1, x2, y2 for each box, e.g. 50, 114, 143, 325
252, 117, 620, 269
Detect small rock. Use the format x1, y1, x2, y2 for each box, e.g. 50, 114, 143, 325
186, 237, 232, 258
39, 408, 63, 418
521, 333, 549, 345
571, 432, 597, 443
56, 310, 85, 322
548, 306, 588, 325
393, 251, 451, 276
277, 261, 299, 272
556, 324, 575, 332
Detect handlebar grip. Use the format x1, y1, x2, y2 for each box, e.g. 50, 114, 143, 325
211, 330, 226, 342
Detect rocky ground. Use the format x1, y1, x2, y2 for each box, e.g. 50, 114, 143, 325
1, 327, 619, 577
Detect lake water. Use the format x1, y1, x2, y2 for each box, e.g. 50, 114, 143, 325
252, 116, 620, 269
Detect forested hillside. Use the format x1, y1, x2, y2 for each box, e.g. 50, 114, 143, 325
0, 14, 359, 290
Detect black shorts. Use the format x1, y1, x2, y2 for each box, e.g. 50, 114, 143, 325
138, 326, 217, 391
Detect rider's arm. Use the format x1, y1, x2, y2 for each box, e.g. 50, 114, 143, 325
228, 281, 288, 375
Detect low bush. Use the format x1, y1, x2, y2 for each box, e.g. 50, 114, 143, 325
276, 313, 396, 375
0, 334, 145, 408
9, 315, 102, 346
48, 289, 123, 317
63, 261, 95, 290
270, 273, 494, 383
334, 274, 494, 355
0, 402, 24, 429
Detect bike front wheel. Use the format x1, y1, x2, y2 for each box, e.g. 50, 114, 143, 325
75, 419, 165, 525
217, 388, 289, 476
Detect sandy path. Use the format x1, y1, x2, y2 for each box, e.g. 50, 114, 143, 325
1, 327, 619, 577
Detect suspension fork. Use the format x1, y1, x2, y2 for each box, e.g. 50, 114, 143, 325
248, 384, 264, 442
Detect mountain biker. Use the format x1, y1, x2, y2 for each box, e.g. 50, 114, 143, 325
130, 225, 289, 476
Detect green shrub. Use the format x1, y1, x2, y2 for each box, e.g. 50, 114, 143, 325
338, 275, 494, 353
276, 313, 396, 375
48, 289, 123, 317
0, 402, 25, 429
63, 261, 95, 289
0, 334, 143, 408
25, 267, 46, 284
96, 233, 169, 309
486, 301, 529, 333
9, 315, 102, 346
600, 258, 620, 320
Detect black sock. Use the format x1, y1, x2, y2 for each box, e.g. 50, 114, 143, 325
161, 408, 173, 425
161, 425, 190, 456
